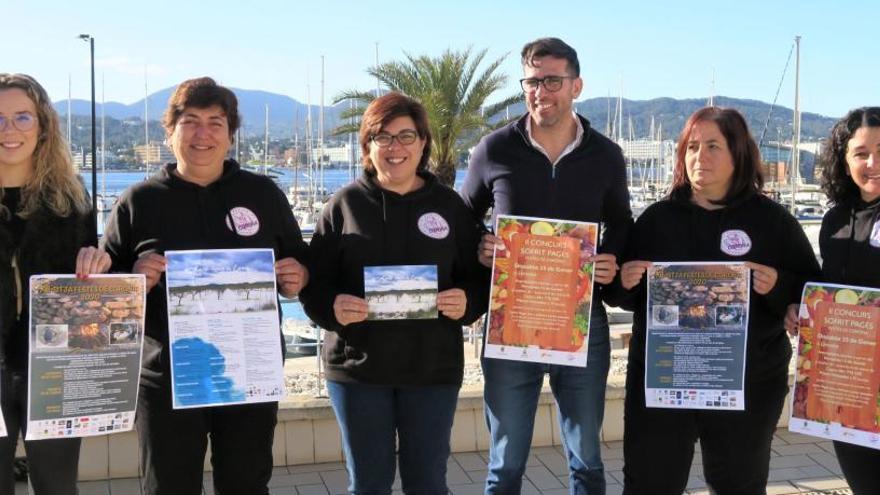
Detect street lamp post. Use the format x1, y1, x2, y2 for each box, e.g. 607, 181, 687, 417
78, 34, 98, 241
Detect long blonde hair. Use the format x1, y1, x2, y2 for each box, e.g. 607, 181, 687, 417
0, 73, 89, 219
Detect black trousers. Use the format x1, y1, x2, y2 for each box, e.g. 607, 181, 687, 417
0, 369, 81, 495
833, 440, 880, 495
622, 368, 789, 495
137, 383, 278, 495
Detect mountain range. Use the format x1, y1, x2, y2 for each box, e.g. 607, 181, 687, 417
53, 88, 838, 145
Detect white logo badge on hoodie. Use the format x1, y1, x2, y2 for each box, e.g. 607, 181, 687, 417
418, 212, 450, 239
720, 229, 751, 256
226, 207, 260, 236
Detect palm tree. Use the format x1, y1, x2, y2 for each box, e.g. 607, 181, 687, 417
334, 47, 521, 186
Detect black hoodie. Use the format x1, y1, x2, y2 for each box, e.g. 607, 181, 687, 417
606, 193, 820, 383
460, 113, 633, 277
101, 160, 308, 388
300, 171, 489, 386
820, 198, 880, 286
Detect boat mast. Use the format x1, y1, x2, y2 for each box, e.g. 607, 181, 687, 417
294, 104, 299, 203
790, 36, 801, 215
67, 74, 72, 145
306, 77, 315, 207
319, 55, 325, 200
264, 104, 270, 174
144, 68, 150, 177
101, 73, 106, 203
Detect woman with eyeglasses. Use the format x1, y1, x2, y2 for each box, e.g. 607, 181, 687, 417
784, 107, 880, 495
300, 92, 488, 494
0, 73, 110, 494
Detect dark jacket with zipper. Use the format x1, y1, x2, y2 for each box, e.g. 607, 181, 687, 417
300, 171, 489, 386
819, 198, 880, 286
460, 113, 633, 300
607, 193, 820, 384
101, 160, 308, 388
0, 188, 94, 371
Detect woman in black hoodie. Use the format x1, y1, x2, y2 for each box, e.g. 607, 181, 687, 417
301, 93, 487, 494
610, 107, 819, 494
784, 107, 880, 495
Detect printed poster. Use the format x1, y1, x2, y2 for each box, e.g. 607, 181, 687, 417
364, 265, 438, 320
166, 249, 285, 409
484, 215, 598, 367
27, 274, 146, 440
789, 282, 880, 449
645, 263, 749, 410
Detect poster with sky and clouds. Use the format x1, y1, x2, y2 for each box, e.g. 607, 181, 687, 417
165, 249, 284, 409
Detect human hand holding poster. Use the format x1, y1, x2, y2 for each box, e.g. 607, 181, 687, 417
484, 215, 597, 367
27, 274, 145, 440
165, 249, 285, 409
789, 282, 880, 449
645, 263, 749, 410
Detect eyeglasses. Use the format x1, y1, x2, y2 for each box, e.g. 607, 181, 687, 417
0, 112, 37, 132
371, 129, 419, 148
519, 76, 575, 93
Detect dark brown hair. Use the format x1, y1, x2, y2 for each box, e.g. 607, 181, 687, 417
669, 107, 764, 204
820, 107, 880, 205
162, 77, 240, 140
359, 92, 432, 175
521, 37, 580, 77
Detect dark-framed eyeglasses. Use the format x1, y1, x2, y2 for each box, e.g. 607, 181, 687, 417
519, 76, 575, 94
0, 112, 37, 132
371, 129, 419, 148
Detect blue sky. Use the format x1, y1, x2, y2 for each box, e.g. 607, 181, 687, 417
7, 0, 874, 117
166, 250, 275, 287
364, 265, 438, 292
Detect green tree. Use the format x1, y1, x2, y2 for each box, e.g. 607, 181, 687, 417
334, 47, 521, 186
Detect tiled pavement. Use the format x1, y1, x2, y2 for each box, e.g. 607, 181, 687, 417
16, 430, 853, 494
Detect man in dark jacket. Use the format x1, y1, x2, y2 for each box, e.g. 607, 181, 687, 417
461, 37, 632, 494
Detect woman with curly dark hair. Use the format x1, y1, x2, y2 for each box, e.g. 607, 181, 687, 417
785, 106, 880, 495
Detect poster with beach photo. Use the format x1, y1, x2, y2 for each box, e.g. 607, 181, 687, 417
645, 262, 749, 410
165, 249, 285, 409
364, 265, 438, 320
484, 215, 598, 367
789, 282, 880, 450
26, 274, 146, 440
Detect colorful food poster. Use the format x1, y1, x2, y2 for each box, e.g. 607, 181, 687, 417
364, 265, 438, 320
645, 263, 749, 410
165, 249, 285, 409
484, 215, 598, 367
789, 282, 880, 449
27, 274, 146, 440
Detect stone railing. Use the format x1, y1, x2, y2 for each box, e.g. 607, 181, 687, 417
60, 372, 793, 480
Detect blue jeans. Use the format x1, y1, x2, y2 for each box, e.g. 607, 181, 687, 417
483, 305, 610, 495
327, 380, 460, 495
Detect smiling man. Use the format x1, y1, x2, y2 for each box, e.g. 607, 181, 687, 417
461, 38, 632, 494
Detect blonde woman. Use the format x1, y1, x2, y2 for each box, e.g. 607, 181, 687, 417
0, 73, 109, 494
